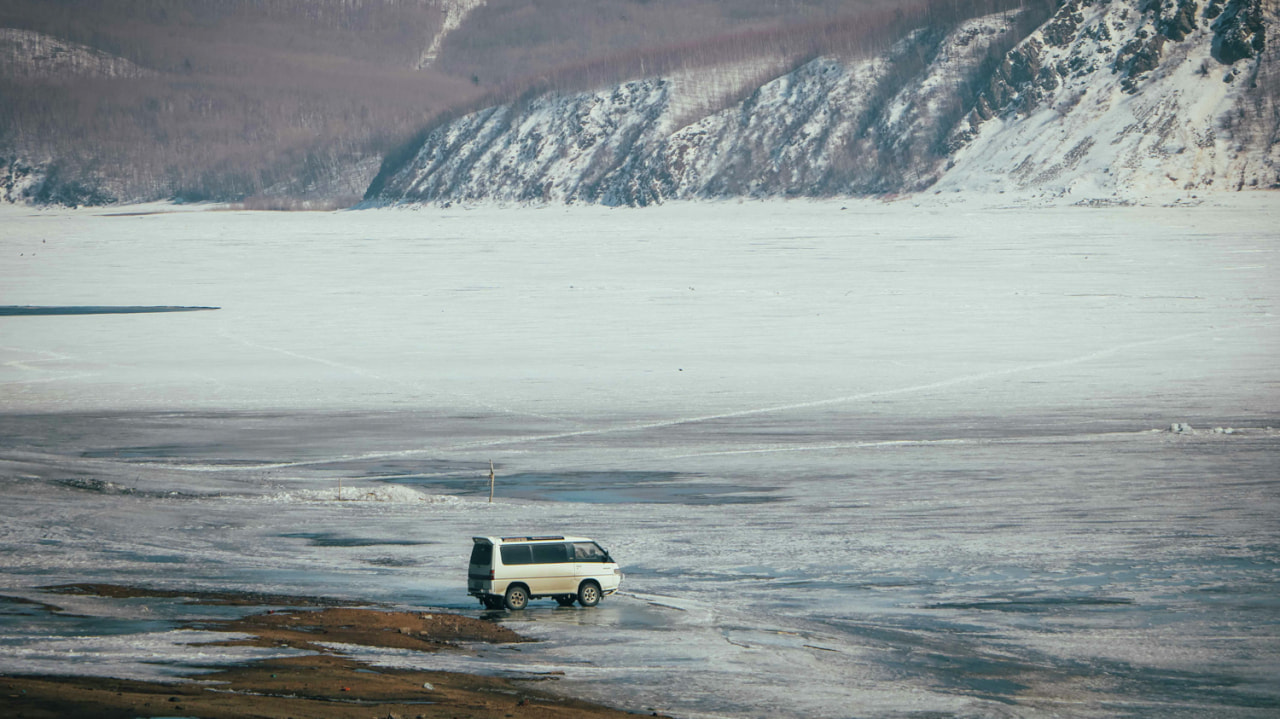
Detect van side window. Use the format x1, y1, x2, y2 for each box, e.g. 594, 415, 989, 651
573, 542, 606, 562
501, 544, 533, 565
470, 543, 492, 566
532, 542, 569, 564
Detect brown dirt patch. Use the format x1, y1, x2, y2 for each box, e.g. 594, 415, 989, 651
213, 606, 526, 651
1, 658, 634, 719
1, 585, 644, 719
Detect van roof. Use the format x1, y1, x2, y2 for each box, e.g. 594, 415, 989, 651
473, 535, 594, 545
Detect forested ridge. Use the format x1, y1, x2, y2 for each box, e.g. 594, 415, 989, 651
1, 0, 463, 206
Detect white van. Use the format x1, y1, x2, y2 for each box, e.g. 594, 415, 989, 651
468, 535, 622, 610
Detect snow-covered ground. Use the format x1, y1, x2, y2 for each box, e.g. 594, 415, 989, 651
1, 195, 1278, 717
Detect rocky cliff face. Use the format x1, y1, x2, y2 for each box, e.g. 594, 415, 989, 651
937, 0, 1278, 196
370, 0, 1277, 205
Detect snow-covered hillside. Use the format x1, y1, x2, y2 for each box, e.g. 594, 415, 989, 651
370, 14, 1023, 205
648, 15, 1020, 201
370, 0, 1277, 205
937, 0, 1279, 197
0, 28, 154, 81
372, 79, 677, 204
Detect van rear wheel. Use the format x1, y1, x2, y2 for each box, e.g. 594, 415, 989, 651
577, 581, 601, 607
504, 585, 529, 611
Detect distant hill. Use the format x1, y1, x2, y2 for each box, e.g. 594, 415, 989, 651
0, 0, 904, 206
3, 0, 1274, 207
0, 0, 466, 206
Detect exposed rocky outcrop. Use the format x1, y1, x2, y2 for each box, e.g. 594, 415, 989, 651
1160, 0, 1200, 43
1211, 0, 1267, 64
968, 36, 1057, 122
937, 0, 1278, 196
1, 157, 116, 207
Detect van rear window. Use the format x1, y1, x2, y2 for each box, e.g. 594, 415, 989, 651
469, 543, 492, 566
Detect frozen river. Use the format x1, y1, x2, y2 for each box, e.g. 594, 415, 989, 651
1, 196, 1278, 717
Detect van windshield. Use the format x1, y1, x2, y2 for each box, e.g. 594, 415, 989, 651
469, 543, 492, 566
573, 542, 608, 562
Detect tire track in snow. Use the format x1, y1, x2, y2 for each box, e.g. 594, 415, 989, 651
163, 319, 1277, 473
217, 328, 385, 381
0, 372, 96, 386
659, 430, 1162, 460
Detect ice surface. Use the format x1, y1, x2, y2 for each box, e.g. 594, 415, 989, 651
3, 197, 1276, 417
1, 196, 1278, 717
0, 630, 306, 681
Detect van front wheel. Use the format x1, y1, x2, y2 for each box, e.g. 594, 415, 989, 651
577, 581, 601, 607
504, 585, 529, 611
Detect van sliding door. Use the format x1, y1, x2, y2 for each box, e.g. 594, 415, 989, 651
514, 542, 574, 595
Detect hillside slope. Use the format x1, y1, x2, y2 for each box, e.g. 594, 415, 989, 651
0, 0, 466, 207
370, 0, 1277, 206
0, 0, 910, 206
369, 11, 1030, 204
936, 0, 1279, 197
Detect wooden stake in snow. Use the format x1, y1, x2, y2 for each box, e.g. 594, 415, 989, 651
338, 478, 343, 502
489, 461, 495, 503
